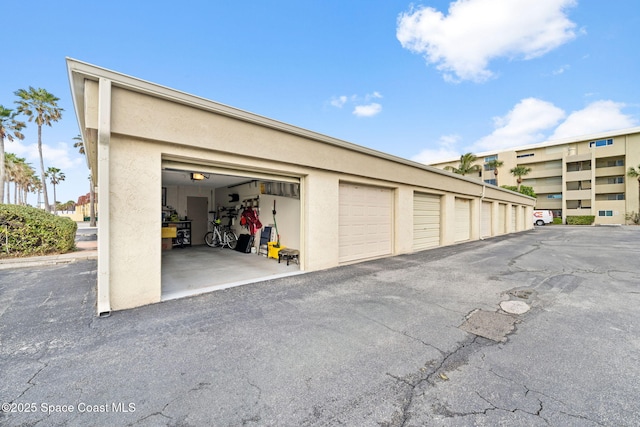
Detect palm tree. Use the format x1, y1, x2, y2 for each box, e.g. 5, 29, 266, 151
4, 152, 19, 203
74, 134, 96, 226
445, 152, 481, 176
14, 87, 63, 212
627, 164, 640, 214
45, 167, 65, 215
23, 170, 39, 206
0, 105, 26, 203
486, 159, 504, 185
510, 166, 532, 191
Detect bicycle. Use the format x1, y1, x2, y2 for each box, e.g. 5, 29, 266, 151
204, 219, 238, 249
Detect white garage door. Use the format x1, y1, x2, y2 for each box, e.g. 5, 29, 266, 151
498, 204, 507, 234
517, 206, 525, 231
413, 192, 441, 251
455, 198, 471, 242
481, 201, 492, 238
339, 183, 393, 263
511, 206, 517, 232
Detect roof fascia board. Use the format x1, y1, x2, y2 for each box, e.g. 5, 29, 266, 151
65, 58, 531, 198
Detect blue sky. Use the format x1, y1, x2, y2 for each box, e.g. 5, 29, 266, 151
2, 0, 639, 204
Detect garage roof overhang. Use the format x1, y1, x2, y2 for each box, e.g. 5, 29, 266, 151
66, 58, 534, 203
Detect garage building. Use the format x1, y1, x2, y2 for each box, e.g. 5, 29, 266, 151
67, 59, 535, 315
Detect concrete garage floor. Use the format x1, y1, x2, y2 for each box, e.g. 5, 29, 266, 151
161, 245, 301, 300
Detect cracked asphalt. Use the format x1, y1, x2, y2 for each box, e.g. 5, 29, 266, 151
1, 226, 639, 426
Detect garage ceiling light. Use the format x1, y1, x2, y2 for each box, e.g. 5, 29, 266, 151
191, 173, 208, 181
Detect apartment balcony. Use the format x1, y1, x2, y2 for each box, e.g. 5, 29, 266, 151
566, 152, 592, 162
565, 208, 592, 216
565, 169, 592, 181
565, 189, 593, 200
595, 166, 625, 177
535, 199, 562, 209
532, 184, 563, 194
595, 183, 625, 194
527, 169, 563, 180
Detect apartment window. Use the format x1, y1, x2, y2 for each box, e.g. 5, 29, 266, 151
517, 153, 534, 158
604, 159, 624, 167
607, 177, 624, 184
598, 210, 613, 217
607, 194, 625, 200
484, 179, 497, 185
484, 155, 498, 163
589, 138, 613, 148
547, 194, 562, 199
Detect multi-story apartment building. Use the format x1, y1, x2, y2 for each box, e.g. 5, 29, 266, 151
430, 127, 640, 225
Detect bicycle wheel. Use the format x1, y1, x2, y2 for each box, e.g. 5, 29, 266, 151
226, 232, 238, 250
204, 231, 220, 247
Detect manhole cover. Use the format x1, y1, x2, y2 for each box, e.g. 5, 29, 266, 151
460, 310, 517, 342
500, 300, 530, 314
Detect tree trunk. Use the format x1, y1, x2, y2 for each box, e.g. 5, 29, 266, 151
52, 183, 57, 215
37, 125, 50, 212
0, 138, 4, 204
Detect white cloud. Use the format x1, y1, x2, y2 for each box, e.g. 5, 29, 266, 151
9, 140, 84, 172
397, 0, 578, 82
330, 92, 384, 117
330, 95, 348, 108
413, 98, 638, 164
552, 64, 570, 75
353, 103, 382, 117
411, 134, 462, 163
472, 98, 565, 151
550, 100, 638, 140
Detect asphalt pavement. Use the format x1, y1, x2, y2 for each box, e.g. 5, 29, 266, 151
1, 226, 639, 426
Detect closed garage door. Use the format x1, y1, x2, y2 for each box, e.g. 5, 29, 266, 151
339, 183, 393, 263
481, 201, 492, 238
511, 206, 517, 232
517, 206, 525, 231
498, 204, 506, 234
455, 198, 471, 242
413, 192, 441, 250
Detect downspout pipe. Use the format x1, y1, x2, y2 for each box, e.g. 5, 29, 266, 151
97, 78, 112, 317
479, 184, 486, 240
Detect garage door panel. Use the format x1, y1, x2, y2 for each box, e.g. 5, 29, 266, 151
339, 183, 393, 263
413, 193, 441, 250
455, 198, 471, 242
481, 201, 492, 238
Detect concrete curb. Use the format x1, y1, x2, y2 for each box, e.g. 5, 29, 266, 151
0, 247, 97, 270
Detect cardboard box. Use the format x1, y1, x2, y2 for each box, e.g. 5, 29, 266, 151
161, 238, 173, 251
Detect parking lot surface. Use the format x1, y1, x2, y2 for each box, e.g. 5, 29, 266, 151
1, 226, 639, 426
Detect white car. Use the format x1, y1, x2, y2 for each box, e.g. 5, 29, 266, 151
533, 210, 554, 226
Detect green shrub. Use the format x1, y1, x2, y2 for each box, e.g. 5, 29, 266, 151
0, 204, 77, 258
500, 185, 537, 198
625, 212, 640, 225
566, 215, 595, 225
553, 217, 563, 225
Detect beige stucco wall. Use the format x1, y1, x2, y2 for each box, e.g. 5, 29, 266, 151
109, 135, 162, 309
69, 59, 536, 313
